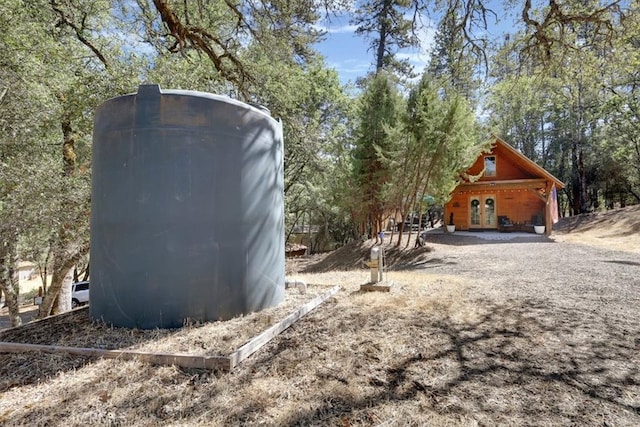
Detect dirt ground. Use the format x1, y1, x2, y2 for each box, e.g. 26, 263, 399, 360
552, 204, 640, 253
0, 206, 638, 426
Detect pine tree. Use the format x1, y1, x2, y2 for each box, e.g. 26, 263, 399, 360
351, 0, 422, 77
427, 9, 481, 104
351, 72, 403, 238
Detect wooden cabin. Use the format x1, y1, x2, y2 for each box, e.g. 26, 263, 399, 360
444, 137, 565, 235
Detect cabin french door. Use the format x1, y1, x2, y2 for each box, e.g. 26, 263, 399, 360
469, 195, 497, 229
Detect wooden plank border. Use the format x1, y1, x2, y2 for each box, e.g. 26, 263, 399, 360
0, 341, 233, 370
228, 285, 340, 369
0, 285, 341, 371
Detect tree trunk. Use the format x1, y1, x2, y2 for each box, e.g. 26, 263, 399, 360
37, 115, 90, 318
375, 18, 388, 72
577, 136, 588, 212
61, 117, 77, 177
81, 262, 90, 281
0, 241, 21, 327
571, 137, 584, 214
37, 243, 89, 318
395, 210, 407, 247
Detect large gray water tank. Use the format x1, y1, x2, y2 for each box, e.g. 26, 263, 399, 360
90, 84, 285, 329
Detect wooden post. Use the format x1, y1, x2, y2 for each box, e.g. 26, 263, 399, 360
545, 181, 554, 235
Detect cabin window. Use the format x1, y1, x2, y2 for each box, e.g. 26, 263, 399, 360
484, 156, 496, 177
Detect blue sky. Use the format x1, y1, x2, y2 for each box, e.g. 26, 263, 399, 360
314, 8, 520, 86
314, 13, 435, 85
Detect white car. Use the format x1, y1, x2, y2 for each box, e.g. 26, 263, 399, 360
71, 281, 89, 308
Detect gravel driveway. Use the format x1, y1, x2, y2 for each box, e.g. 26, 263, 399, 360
282, 230, 640, 425
418, 231, 640, 324
383, 231, 640, 425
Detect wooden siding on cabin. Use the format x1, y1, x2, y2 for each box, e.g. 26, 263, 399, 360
445, 138, 563, 234
494, 190, 545, 225
468, 144, 539, 182
448, 188, 545, 230
446, 198, 469, 230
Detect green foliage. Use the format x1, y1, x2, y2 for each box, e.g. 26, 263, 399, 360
1, 0, 637, 286
350, 71, 404, 235
427, 8, 483, 104
396, 73, 484, 209
0, 0, 148, 317
219, 25, 355, 250
348, 68, 484, 242
487, 4, 640, 212
487, 74, 556, 162
351, 0, 421, 76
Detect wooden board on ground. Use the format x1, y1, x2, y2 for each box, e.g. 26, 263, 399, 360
228, 285, 340, 368
0, 285, 341, 372
0, 341, 233, 370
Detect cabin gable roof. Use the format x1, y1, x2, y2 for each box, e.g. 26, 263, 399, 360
463, 136, 565, 189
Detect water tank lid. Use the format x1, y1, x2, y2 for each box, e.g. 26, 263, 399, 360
137, 84, 162, 98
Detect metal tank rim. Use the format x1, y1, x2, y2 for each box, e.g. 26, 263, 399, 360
111, 84, 276, 121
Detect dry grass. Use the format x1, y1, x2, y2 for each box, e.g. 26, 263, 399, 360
0, 206, 639, 426
552, 204, 640, 253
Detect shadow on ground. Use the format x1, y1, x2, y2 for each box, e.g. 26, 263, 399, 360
292, 231, 550, 274
225, 296, 640, 425
0, 307, 230, 393
554, 205, 640, 237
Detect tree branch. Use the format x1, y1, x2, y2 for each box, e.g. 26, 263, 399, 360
0, 86, 8, 105
49, 0, 109, 68
152, 0, 251, 99
522, 0, 624, 61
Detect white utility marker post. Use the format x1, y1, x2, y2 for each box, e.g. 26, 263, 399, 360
367, 247, 384, 283
361, 246, 390, 292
